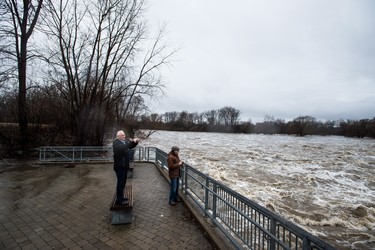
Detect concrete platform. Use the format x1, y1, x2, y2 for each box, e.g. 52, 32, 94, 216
0, 161, 216, 249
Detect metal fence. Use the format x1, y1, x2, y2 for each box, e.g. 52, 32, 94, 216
39, 146, 335, 250
39, 146, 143, 162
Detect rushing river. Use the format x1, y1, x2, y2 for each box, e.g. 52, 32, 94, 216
139, 130, 375, 250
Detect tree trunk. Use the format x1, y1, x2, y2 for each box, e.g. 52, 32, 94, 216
18, 8, 29, 150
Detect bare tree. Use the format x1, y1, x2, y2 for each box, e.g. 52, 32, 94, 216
218, 106, 240, 126
195, 112, 205, 125
291, 115, 317, 136
0, 0, 44, 149
254, 114, 278, 134
164, 111, 179, 123
41, 0, 176, 145
178, 111, 189, 126
149, 113, 163, 123
203, 109, 218, 127
120, 94, 149, 137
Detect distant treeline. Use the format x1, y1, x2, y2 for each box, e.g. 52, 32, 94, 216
1, 103, 374, 158
135, 107, 375, 138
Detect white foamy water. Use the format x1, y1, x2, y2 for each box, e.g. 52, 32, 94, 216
139, 130, 375, 249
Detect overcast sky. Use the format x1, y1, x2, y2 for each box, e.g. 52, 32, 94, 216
146, 0, 375, 123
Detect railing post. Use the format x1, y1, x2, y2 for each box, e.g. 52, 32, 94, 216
181, 164, 185, 194
302, 237, 310, 250
139, 147, 143, 161
39, 147, 42, 161
270, 218, 276, 250
148, 147, 151, 162
156, 148, 161, 166
204, 177, 209, 217
184, 165, 188, 194
72, 147, 75, 162
212, 182, 217, 220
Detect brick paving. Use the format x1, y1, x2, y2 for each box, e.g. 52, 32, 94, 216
0, 161, 216, 249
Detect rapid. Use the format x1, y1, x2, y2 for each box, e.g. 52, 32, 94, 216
140, 130, 375, 249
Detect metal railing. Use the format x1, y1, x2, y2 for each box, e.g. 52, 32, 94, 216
38, 146, 335, 250
39, 146, 143, 162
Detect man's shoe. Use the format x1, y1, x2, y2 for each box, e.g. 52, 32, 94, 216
116, 200, 129, 206
175, 198, 182, 202
120, 200, 129, 205
169, 201, 176, 206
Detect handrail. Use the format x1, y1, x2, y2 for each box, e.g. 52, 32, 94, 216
38, 146, 143, 162
38, 146, 335, 250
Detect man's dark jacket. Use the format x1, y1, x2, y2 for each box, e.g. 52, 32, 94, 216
113, 139, 138, 171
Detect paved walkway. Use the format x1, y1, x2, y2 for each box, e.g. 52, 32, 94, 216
0, 161, 216, 249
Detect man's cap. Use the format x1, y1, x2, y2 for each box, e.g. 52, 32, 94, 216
171, 146, 180, 151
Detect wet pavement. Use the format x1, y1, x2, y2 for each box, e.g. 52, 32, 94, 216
0, 160, 216, 249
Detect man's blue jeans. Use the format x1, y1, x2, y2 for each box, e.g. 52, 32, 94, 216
169, 177, 179, 202
115, 168, 128, 203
